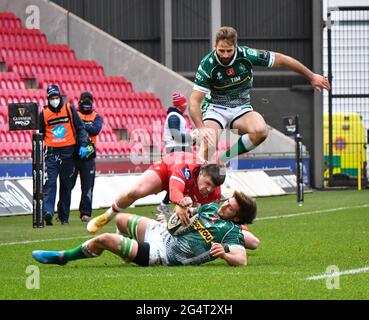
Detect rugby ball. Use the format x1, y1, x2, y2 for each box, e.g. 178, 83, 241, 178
167, 213, 198, 236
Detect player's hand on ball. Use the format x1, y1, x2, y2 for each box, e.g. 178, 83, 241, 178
174, 205, 190, 226
179, 196, 193, 208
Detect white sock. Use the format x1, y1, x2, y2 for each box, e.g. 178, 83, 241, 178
81, 240, 99, 257
241, 134, 256, 152
106, 202, 124, 219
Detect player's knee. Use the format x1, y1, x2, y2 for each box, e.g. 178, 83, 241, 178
257, 126, 268, 142
95, 233, 113, 246
250, 127, 268, 145
115, 213, 124, 226
116, 212, 125, 221
115, 213, 130, 231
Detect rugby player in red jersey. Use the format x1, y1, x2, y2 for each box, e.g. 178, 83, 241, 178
87, 152, 224, 234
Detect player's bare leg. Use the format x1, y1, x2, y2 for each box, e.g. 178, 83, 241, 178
32, 232, 140, 265
87, 170, 162, 234
115, 213, 151, 241
219, 111, 268, 163
198, 120, 222, 163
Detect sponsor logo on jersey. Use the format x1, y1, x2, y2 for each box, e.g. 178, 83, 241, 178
182, 167, 191, 181
230, 76, 241, 83
51, 125, 67, 138
195, 72, 203, 81
216, 72, 222, 80
259, 50, 269, 61
194, 219, 214, 243
210, 215, 218, 223
48, 117, 69, 126
226, 68, 235, 76
246, 48, 258, 57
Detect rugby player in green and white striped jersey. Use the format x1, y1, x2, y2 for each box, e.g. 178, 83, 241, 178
189, 26, 330, 163
32, 190, 257, 267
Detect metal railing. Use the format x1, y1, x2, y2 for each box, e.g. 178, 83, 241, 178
325, 6, 369, 187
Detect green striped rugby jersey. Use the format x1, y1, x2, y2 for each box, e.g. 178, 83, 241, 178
194, 46, 275, 108
165, 202, 245, 266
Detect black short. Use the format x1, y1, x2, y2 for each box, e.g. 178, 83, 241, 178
132, 241, 150, 266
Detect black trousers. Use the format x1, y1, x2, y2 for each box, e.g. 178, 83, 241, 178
73, 157, 96, 217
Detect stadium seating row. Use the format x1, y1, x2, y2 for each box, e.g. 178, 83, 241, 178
0, 72, 27, 90
0, 141, 158, 160
0, 123, 138, 157
0, 12, 22, 29
0, 88, 166, 114
0, 113, 6, 125
0, 126, 33, 143
0, 11, 169, 158
0, 89, 46, 107
98, 130, 118, 142
38, 80, 133, 95
36, 74, 133, 93
64, 91, 163, 108
96, 146, 126, 157
0, 77, 26, 89
58, 92, 165, 116
0, 27, 47, 44
6, 57, 104, 78
0, 42, 76, 61
96, 141, 149, 158
101, 106, 166, 118
104, 114, 165, 130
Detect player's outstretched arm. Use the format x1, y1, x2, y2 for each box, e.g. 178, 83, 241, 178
210, 243, 247, 266
273, 52, 331, 92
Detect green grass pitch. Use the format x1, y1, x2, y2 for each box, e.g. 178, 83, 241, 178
1, 189, 368, 300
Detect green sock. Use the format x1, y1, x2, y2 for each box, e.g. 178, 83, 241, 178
220, 137, 248, 162
62, 245, 90, 262
118, 237, 134, 260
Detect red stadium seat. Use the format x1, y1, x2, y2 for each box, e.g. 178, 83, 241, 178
114, 116, 122, 129
0, 13, 167, 144
0, 13, 22, 29
0, 113, 6, 125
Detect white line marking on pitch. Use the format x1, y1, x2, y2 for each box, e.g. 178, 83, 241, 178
256, 203, 369, 221
1, 204, 368, 246
306, 267, 369, 280
0, 236, 91, 246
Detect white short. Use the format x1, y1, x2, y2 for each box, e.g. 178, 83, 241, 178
203, 104, 253, 129
144, 220, 170, 266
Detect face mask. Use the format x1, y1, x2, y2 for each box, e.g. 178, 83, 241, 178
79, 104, 93, 114
49, 98, 60, 109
